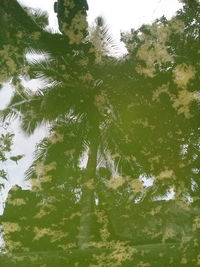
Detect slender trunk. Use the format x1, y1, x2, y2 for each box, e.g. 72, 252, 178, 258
78, 119, 99, 249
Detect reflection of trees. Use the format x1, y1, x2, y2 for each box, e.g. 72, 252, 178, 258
0, 0, 200, 265
0, 131, 14, 190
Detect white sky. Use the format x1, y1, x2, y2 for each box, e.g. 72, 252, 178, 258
0, 0, 182, 214
18, 0, 182, 41
87, 0, 182, 37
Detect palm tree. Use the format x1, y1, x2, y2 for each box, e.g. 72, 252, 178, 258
1, 0, 122, 249
1, 0, 200, 264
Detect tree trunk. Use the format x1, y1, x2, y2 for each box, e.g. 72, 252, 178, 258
78, 119, 99, 249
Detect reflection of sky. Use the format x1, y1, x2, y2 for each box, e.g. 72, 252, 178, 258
0, 116, 48, 214
0, 83, 13, 110
18, 0, 182, 53
0, 0, 182, 214
0, 85, 48, 215
87, 0, 182, 53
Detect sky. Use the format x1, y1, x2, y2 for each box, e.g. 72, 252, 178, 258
17, 0, 183, 31
87, 0, 182, 36
0, 0, 183, 214
18, 0, 182, 48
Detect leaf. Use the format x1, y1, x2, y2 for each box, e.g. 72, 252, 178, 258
0, 183, 5, 189
10, 154, 25, 164
0, 169, 7, 180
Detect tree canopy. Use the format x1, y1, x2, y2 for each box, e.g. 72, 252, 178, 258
0, 0, 200, 266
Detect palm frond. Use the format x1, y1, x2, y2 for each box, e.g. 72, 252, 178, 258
32, 8, 49, 29
24, 115, 88, 182
28, 58, 70, 84
25, 47, 50, 64
20, 116, 44, 136
24, 7, 49, 29
0, 90, 30, 122
0, 108, 18, 123
25, 137, 50, 180
89, 16, 120, 62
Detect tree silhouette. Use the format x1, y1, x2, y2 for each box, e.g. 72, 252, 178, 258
0, 0, 200, 266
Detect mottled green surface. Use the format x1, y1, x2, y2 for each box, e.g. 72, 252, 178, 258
0, 0, 200, 266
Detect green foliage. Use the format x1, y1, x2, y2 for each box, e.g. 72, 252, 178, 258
0, 131, 13, 190
24, 7, 49, 29
0, 0, 200, 265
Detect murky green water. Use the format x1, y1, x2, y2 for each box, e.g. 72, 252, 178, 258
0, 0, 200, 266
